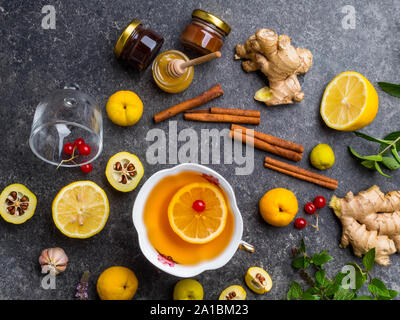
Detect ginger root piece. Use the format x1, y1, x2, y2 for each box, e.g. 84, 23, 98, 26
235, 29, 313, 106
330, 185, 400, 266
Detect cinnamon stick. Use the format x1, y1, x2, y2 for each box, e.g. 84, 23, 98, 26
210, 107, 260, 118
231, 124, 304, 153
264, 157, 338, 190
153, 84, 224, 123
230, 129, 302, 162
185, 108, 211, 114
185, 113, 260, 125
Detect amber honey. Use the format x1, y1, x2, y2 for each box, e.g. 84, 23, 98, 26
143, 171, 234, 265
152, 50, 194, 93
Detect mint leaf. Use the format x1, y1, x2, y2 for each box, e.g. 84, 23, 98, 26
315, 269, 326, 286
333, 286, 354, 300
302, 288, 321, 300
325, 282, 340, 297
384, 132, 400, 149
382, 157, 400, 170
348, 146, 383, 161
299, 239, 306, 254
374, 161, 391, 178
391, 146, 400, 164
354, 132, 391, 145
346, 262, 368, 290
368, 278, 390, 298
379, 132, 400, 154
389, 290, 399, 299
292, 256, 311, 269
362, 248, 375, 271
378, 82, 400, 98
353, 295, 373, 300
286, 281, 303, 300
311, 251, 334, 266
361, 160, 375, 169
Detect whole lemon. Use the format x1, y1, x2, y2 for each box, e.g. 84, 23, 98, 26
97, 266, 138, 300
259, 188, 298, 227
310, 144, 335, 170
106, 91, 143, 126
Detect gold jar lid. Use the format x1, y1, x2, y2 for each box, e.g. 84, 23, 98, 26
192, 9, 231, 35
114, 19, 142, 58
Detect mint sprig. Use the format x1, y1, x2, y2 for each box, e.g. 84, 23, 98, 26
286, 240, 398, 300
378, 82, 400, 98
349, 131, 400, 178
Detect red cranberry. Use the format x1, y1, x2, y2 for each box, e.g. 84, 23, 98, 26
192, 200, 206, 213
78, 144, 91, 156
63, 142, 74, 155
80, 163, 93, 173
314, 196, 326, 209
294, 218, 307, 229
304, 202, 317, 215
74, 138, 85, 147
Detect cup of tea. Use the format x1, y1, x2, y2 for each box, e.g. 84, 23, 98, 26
132, 163, 254, 277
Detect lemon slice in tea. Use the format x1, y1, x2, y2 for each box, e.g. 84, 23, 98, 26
168, 182, 228, 244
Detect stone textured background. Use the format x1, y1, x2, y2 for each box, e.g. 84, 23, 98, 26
0, 0, 400, 300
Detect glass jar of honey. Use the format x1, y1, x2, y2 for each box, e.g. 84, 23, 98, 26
152, 50, 194, 94
180, 9, 231, 55
114, 19, 164, 70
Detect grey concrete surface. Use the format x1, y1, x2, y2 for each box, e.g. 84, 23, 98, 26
1, 0, 400, 300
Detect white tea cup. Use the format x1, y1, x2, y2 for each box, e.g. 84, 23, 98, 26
132, 163, 254, 277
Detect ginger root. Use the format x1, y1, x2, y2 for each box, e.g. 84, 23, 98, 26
235, 29, 313, 106
330, 185, 400, 266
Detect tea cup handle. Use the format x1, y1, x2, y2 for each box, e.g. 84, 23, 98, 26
238, 240, 255, 253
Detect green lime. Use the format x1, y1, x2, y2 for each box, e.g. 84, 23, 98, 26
310, 144, 335, 170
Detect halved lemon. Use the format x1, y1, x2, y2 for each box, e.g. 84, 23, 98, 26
52, 181, 109, 239
168, 182, 228, 244
320, 71, 378, 131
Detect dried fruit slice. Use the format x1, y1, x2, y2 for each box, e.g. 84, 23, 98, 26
245, 267, 273, 294
52, 181, 109, 238
0, 184, 37, 224
105, 152, 144, 192
168, 182, 228, 244
219, 285, 247, 300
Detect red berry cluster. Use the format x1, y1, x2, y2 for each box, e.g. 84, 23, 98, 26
62, 138, 93, 173
294, 195, 326, 229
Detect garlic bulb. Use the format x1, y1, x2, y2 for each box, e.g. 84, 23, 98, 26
39, 247, 68, 275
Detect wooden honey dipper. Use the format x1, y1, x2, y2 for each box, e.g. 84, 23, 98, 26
167, 51, 222, 78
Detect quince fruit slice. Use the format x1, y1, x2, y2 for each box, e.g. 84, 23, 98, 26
245, 267, 273, 294
219, 285, 247, 300
105, 152, 144, 192
0, 183, 37, 224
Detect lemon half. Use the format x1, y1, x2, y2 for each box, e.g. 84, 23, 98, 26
320, 71, 378, 131
52, 181, 109, 238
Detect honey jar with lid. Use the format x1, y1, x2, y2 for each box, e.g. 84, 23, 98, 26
152, 50, 194, 94
114, 19, 164, 70
180, 9, 231, 55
